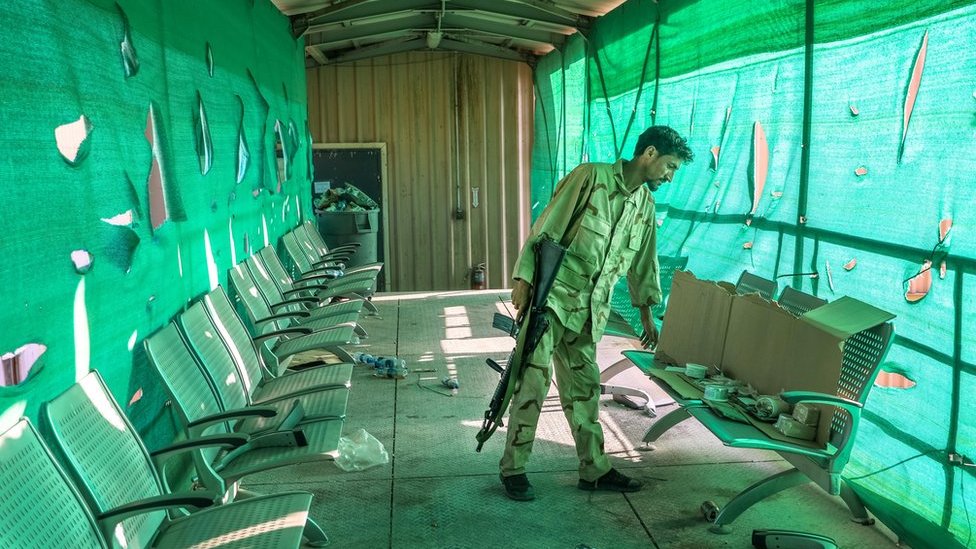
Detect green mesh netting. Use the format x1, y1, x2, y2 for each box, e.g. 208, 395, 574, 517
0, 0, 311, 450
531, 1, 976, 547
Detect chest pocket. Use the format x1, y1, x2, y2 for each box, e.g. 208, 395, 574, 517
568, 212, 612, 267
617, 226, 644, 270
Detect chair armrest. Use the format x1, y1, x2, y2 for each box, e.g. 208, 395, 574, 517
305, 266, 344, 278
331, 243, 361, 251
256, 310, 311, 323
294, 273, 339, 284
253, 327, 313, 344
149, 433, 250, 459
313, 255, 350, 265
270, 296, 320, 310
98, 492, 219, 525
318, 249, 353, 259
282, 287, 320, 298
185, 406, 279, 430
780, 391, 862, 415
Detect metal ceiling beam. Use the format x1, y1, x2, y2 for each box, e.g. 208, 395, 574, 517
305, 44, 330, 65
451, 0, 588, 29
310, 12, 435, 44
440, 36, 529, 63
305, 12, 564, 50
312, 29, 419, 51
325, 36, 428, 64
440, 12, 565, 46
299, 0, 440, 32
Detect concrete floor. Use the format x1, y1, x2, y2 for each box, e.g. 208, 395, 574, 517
243, 290, 903, 549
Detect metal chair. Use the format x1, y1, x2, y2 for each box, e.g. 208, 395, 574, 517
688, 321, 895, 532
777, 286, 827, 317
734, 270, 777, 300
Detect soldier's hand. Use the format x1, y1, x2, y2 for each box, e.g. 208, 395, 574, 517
511, 279, 531, 313
638, 305, 659, 349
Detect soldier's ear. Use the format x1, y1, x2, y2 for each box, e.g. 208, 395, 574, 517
641, 145, 658, 159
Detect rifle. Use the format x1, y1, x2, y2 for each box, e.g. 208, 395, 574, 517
475, 235, 566, 452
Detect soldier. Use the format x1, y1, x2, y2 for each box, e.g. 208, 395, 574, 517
500, 126, 693, 501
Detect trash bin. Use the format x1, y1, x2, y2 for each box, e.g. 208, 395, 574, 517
316, 209, 379, 268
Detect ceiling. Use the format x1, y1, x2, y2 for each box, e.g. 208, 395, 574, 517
273, 0, 628, 66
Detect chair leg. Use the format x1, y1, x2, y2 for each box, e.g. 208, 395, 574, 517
643, 407, 692, 443
709, 467, 809, 533
302, 516, 330, 547
599, 358, 633, 383
840, 480, 876, 525
601, 384, 656, 416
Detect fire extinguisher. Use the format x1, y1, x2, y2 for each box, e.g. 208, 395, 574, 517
471, 263, 486, 290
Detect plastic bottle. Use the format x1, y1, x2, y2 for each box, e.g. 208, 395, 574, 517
441, 376, 459, 396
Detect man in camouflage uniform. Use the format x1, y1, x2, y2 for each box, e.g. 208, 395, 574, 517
500, 126, 693, 501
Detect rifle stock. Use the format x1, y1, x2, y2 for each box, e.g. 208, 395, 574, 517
476, 236, 566, 452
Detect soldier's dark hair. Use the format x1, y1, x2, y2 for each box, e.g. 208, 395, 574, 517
633, 126, 694, 162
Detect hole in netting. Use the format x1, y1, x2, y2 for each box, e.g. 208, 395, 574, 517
205, 42, 214, 77
146, 103, 169, 231
306, 121, 314, 182
905, 260, 932, 302
1, 344, 46, 387
128, 387, 143, 406
194, 91, 213, 175
287, 119, 300, 165
236, 95, 250, 184
874, 368, 916, 390
101, 210, 134, 226
117, 3, 139, 78
274, 119, 289, 191
71, 250, 94, 274
55, 115, 93, 166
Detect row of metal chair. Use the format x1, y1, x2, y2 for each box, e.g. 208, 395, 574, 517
0, 222, 381, 548
282, 221, 384, 288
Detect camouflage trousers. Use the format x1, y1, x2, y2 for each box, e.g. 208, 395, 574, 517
499, 314, 610, 482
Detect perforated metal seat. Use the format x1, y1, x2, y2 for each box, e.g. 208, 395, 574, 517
38, 372, 320, 547
777, 286, 827, 317
257, 245, 380, 315
297, 221, 384, 277
245, 252, 370, 338
734, 270, 778, 300
0, 419, 104, 549
180, 298, 351, 415
282, 231, 381, 294
143, 326, 345, 488
219, 274, 359, 372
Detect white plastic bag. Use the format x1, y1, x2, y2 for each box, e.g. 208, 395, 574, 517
334, 428, 390, 472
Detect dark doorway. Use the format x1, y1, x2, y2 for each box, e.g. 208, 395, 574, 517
311, 145, 387, 290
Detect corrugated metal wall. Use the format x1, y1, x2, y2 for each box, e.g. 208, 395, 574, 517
307, 52, 534, 291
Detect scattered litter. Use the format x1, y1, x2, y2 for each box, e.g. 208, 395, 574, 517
315, 183, 379, 212
335, 428, 389, 472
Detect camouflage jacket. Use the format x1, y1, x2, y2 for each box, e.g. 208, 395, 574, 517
512, 160, 661, 340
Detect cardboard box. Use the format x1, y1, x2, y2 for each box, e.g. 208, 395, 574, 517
655, 270, 895, 448
723, 294, 894, 447
657, 270, 736, 369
